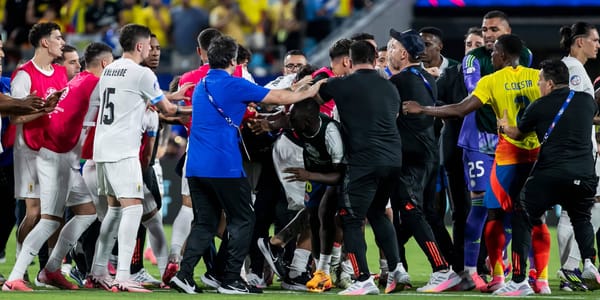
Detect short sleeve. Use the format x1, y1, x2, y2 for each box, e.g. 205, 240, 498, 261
472, 74, 493, 105
229, 77, 270, 103
139, 68, 164, 105
11, 71, 31, 99
144, 110, 159, 137
324, 122, 344, 164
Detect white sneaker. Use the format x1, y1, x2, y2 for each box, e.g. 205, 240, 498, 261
582, 258, 600, 290
338, 276, 379, 295
130, 268, 161, 287
385, 263, 410, 293
246, 272, 267, 289
493, 280, 534, 296
417, 269, 461, 292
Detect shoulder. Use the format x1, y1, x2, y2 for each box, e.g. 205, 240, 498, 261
446, 57, 460, 67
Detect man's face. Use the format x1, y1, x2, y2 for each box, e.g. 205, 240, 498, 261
491, 41, 504, 70
537, 70, 552, 97
376, 50, 387, 69
283, 54, 307, 75
62, 51, 81, 80
419, 33, 442, 65
139, 37, 152, 61
46, 29, 65, 58
465, 33, 484, 55
481, 17, 510, 50
144, 37, 161, 69
580, 28, 600, 60
387, 38, 406, 71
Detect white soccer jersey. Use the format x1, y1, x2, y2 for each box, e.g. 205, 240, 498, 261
93, 58, 164, 162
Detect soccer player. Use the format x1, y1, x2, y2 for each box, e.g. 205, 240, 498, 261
10, 22, 67, 283
3, 42, 114, 292
54, 44, 81, 80
403, 34, 541, 293
460, 11, 532, 289
89, 23, 190, 293
555, 21, 600, 292
497, 59, 600, 296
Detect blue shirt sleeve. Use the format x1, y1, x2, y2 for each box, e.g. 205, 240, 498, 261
229, 77, 270, 103
463, 54, 481, 94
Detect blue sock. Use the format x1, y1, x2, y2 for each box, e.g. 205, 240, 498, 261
464, 196, 487, 269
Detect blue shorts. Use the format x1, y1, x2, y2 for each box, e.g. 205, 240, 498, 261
483, 162, 533, 211
304, 180, 328, 208
462, 150, 494, 192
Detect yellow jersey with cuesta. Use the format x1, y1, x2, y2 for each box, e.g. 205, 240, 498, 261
472, 65, 541, 165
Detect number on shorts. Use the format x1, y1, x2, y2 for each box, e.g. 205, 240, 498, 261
468, 161, 485, 178
100, 87, 115, 125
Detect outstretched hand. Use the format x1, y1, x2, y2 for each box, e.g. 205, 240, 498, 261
402, 101, 423, 115
168, 82, 195, 102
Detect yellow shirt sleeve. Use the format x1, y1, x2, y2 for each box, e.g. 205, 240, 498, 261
472, 73, 493, 105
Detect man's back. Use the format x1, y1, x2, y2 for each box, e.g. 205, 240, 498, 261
318, 69, 402, 167
94, 58, 163, 162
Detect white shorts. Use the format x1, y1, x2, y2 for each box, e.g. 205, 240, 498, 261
272, 134, 305, 211
37, 147, 91, 217
14, 134, 39, 199
181, 155, 190, 196
97, 157, 144, 200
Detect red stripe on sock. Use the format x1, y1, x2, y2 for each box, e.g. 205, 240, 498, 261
347, 253, 360, 278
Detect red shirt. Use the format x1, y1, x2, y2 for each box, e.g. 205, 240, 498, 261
43, 71, 98, 153
178, 64, 244, 133
312, 67, 336, 117
12, 61, 68, 150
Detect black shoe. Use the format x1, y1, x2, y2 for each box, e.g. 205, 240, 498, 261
170, 273, 203, 294
281, 272, 311, 291
218, 279, 263, 294
257, 237, 287, 279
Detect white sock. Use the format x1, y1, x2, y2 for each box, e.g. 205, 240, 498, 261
91, 206, 121, 277
557, 210, 580, 270
115, 205, 143, 281
331, 244, 342, 266
465, 266, 477, 275
170, 205, 193, 259
46, 214, 97, 272
289, 248, 311, 278
590, 203, 600, 232
142, 212, 168, 276
8, 219, 60, 281
317, 254, 332, 274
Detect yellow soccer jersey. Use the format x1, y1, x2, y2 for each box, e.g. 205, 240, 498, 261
472, 65, 541, 163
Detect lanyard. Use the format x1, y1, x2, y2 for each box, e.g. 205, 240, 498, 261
541, 90, 575, 145
402, 66, 435, 102
203, 79, 251, 161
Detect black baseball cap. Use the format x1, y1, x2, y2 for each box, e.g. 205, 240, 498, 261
390, 28, 425, 59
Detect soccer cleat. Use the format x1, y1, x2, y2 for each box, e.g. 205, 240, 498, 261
37, 268, 79, 290
306, 270, 332, 292
492, 280, 534, 296
582, 259, 600, 290
281, 272, 310, 291
471, 272, 487, 291
162, 261, 179, 285
111, 279, 152, 293
144, 248, 157, 265
450, 270, 476, 291
384, 263, 410, 293
338, 276, 379, 295
85, 274, 114, 291
130, 268, 161, 287
246, 272, 267, 289
257, 237, 286, 278
480, 275, 505, 293
535, 279, 551, 294
218, 279, 263, 294
201, 272, 221, 289
417, 269, 461, 292
170, 274, 202, 294
558, 267, 588, 291
2, 279, 33, 291
68, 267, 86, 287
